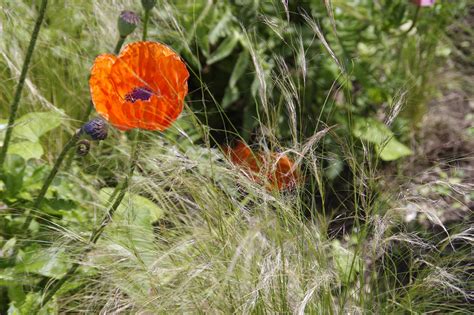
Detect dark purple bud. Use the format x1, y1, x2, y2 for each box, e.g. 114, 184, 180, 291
81, 118, 108, 141
118, 10, 140, 37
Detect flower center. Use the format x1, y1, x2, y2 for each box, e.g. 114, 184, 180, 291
125, 86, 154, 103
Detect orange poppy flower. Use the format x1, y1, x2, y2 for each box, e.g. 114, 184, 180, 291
225, 141, 298, 190
89, 41, 189, 131
270, 154, 298, 190
226, 140, 261, 173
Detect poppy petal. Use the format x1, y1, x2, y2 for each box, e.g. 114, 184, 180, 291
90, 41, 189, 131
89, 54, 133, 130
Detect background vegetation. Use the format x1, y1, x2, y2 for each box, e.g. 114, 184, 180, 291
0, 0, 472, 313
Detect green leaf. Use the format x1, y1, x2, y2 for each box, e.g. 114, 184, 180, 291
98, 189, 164, 261
229, 50, 250, 87
181, 46, 202, 71
352, 117, 392, 145
12, 111, 63, 142
15, 246, 70, 279
352, 117, 412, 161
196, 25, 210, 58
0, 154, 26, 197
221, 85, 240, 109
8, 141, 44, 160
100, 188, 164, 223
2, 237, 17, 258
8, 292, 57, 315
332, 240, 360, 284
7, 284, 26, 304
208, 9, 233, 45
0, 120, 6, 145
207, 35, 239, 65
377, 138, 412, 161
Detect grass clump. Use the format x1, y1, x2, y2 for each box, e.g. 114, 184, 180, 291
0, 0, 472, 314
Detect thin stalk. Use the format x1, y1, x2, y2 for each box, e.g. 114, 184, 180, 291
65, 34, 126, 168
38, 130, 141, 310
38, 184, 127, 306
0, 0, 48, 169
114, 36, 126, 55
142, 10, 150, 41
22, 131, 81, 231
396, 6, 421, 70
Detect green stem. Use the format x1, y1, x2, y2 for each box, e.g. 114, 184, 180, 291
22, 131, 81, 231
142, 10, 150, 41
38, 185, 126, 306
396, 6, 421, 70
114, 36, 126, 55
402, 5, 421, 36
38, 130, 141, 310
0, 0, 48, 169
65, 31, 125, 169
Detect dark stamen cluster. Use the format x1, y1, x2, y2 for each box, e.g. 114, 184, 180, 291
125, 86, 154, 103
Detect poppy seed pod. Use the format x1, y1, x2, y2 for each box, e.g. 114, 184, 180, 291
141, 0, 157, 11
118, 10, 140, 37
81, 118, 108, 141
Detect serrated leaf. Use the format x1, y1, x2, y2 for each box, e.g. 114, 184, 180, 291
8, 141, 43, 160
207, 35, 239, 65
229, 50, 250, 87
12, 111, 63, 142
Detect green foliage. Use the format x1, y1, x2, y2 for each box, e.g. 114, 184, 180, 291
0, 0, 471, 314
12, 112, 62, 143
352, 117, 412, 161
8, 142, 44, 161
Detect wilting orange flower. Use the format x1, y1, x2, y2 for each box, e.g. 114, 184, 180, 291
225, 141, 298, 190
89, 41, 189, 131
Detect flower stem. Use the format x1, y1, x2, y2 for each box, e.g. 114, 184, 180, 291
38, 130, 141, 310
65, 32, 126, 168
142, 10, 150, 41
0, 0, 48, 169
22, 130, 81, 231
114, 36, 126, 55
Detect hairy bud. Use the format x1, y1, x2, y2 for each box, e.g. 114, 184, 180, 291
81, 118, 108, 141
118, 10, 140, 37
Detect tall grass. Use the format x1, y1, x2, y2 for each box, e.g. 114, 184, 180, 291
0, 0, 471, 313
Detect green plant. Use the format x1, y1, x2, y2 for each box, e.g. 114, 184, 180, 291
0, 0, 471, 314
